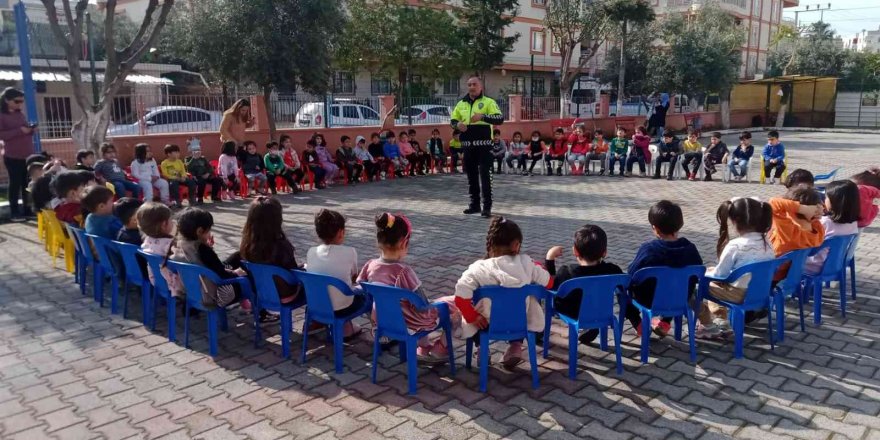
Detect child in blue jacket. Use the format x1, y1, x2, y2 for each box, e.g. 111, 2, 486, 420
762, 130, 786, 184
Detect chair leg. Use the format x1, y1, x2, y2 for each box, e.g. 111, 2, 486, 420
813, 280, 823, 325
110, 278, 120, 315
732, 309, 744, 359
207, 312, 219, 357
300, 314, 311, 364
371, 331, 381, 384
121, 280, 130, 319
406, 340, 418, 395
140, 283, 151, 326
640, 312, 652, 364
183, 303, 191, 349
542, 310, 551, 359
478, 335, 489, 393
281, 310, 292, 359
167, 297, 177, 343
93, 266, 104, 307
568, 326, 578, 379
838, 273, 847, 318
332, 322, 344, 374
767, 303, 775, 350
612, 319, 623, 375
599, 326, 608, 352
849, 259, 856, 300
398, 340, 407, 363
797, 286, 806, 332
465, 338, 473, 370
686, 309, 697, 363
527, 333, 539, 389
253, 306, 263, 349
444, 323, 456, 377
774, 293, 785, 343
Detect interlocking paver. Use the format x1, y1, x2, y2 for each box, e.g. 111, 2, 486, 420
1, 131, 879, 438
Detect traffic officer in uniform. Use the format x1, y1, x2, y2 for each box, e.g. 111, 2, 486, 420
451, 76, 504, 217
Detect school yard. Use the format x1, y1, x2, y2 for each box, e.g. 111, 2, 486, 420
0, 130, 878, 440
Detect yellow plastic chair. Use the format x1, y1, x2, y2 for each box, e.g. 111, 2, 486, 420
760, 158, 788, 184
42, 210, 75, 273
37, 210, 48, 250
105, 181, 116, 195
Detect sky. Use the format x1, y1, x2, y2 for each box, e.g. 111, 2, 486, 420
784, 0, 880, 39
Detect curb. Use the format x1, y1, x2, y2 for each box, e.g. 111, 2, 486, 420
706, 127, 880, 137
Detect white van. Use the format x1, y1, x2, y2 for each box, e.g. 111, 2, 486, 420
294, 102, 381, 128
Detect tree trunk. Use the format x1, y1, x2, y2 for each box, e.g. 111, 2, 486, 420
720, 89, 731, 129
616, 21, 627, 116
72, 106, 112, 152
775, 85, 789, 128
262, 84, 276, 140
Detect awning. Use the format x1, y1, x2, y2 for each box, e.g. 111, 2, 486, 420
743, 75, 837, 85
0, 70, 174, 85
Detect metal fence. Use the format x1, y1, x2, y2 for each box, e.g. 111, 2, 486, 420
270, 94, 383, 129
835, 91, 880, 128
395, 96, 459, 126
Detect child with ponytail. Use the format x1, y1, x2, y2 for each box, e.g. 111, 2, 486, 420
358, 213, 459, 362
454, 216, 551, 369
696, 197, 775, 339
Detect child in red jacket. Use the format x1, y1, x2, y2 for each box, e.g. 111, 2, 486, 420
626, 126, 652, 177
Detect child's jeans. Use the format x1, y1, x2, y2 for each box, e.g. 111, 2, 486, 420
449, 149, 461, 171
626, 154, 646, 173
545, 154, 566, 172
527, 152, 543, 173
567, 153, 586, 169
389, 156, 409, 172
699, 282, 746, 324
168, 178, 197, 204
308, 165, 327, 185
431, 154, 447, 172
608, 153, 626, 175
493, 155, 504, 174
505, 152, 527, 171
224, 174, 240, 193
139, 178, 170, 203
195, 175, 223, 201
682, 152, 702, 175
586, 152, 607, 172
654, 153, 678, 178
764, 160, 786, 179
728, 158, 749, 177
245, 173, 267, 192
110, 179, 142, 199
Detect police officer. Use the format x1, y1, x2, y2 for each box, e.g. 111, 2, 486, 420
451, 77, 504, 217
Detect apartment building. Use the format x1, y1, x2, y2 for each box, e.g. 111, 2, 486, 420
843, 27, 880, 53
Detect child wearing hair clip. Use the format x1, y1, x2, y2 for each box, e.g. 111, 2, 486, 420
697, 197, 775, 339
454, 216, 551, 369
358, 213, 460, 362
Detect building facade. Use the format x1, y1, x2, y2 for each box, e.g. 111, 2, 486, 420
843, 27, 880, 53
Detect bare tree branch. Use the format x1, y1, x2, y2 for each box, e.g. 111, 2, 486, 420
41, 0, 91, 111
121, 0, 159, 60
104, 0, 118, 70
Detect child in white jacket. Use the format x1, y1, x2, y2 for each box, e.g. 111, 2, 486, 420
455, 216, 551, 369
131, 143, 170, 204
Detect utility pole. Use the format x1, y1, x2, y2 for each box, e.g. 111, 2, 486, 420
794, 3, 831, 28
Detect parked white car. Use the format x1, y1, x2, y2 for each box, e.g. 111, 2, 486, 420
293, 102, 381, 128
395, 105, 452, 125
107, 106, 222, 136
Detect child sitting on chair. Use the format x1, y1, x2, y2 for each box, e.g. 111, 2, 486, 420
130, 143, 171, 205
768, 185, 825, 283
851, 168, 880, 229
138, 202, 175, 288
53, 171, 86, 226
762, 130, 786, 185
545, 224, 623, 346
358, 212, 460, 362
608, 127, 629, 177
567, 126, 590, 175
218, 141, 240, 200
702, 132, 728, 182
506, 131, 527, 175
544, 128, 567, 176
804, 180, 860, 275
114, 197, 144, 246
306, 209, 362, 339
625, 126, 651, 177
83, 185, 122, 239
454, 216, 551, 369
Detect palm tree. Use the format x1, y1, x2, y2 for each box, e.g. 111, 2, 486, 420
604, 0, 655, 115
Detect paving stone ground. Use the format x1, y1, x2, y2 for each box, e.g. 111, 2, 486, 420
0, 130, 878, 440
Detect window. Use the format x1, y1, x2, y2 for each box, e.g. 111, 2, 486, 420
442, 78, 460, 95
42, 96, 71, 138
342, 106, 359, 119
750, 24, 759, 47
428, 107, 449, 116
531, 78, 546, 96
330, 106, 340, 117
371, 75, 391, 95
530, 28, 545, 54
532, 0, 546, 7
770, 0, 777, 21
550, 79, 560, 97
551, 35, 561, 55
361, 107, 379, 120
752, 0, 760, 16
148, 111, 171, 125
333, 71, 355, 95
513, 77, 526, 94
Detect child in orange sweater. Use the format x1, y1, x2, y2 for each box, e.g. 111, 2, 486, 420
768, 186, 826, 280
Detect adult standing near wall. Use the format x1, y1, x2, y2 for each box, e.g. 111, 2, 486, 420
220, 99, 255, 145
0, 88, 36, 221
648, 93, 670, 142
451, 77, 504, 218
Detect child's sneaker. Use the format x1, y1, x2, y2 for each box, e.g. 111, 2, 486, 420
695, 323, 724, 340
501, 342, 524, 370
578, 328, 600, 346
651, 317, 671, 338
769, 177, 776, 184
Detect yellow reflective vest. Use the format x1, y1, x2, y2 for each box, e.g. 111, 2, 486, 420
450, 93, 503, 148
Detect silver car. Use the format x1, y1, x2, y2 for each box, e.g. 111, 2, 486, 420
107, 106, 222, 136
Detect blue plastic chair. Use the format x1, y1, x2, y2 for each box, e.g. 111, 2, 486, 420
543, 274, 629, 378
845, 234, 859, 301
240, 261, 307, 359
87, 234, 124, 314
698, 258, 785, 359
360, 282, 456, 395
165, 260, 252, 357
464, 285, 548, 392
622, 265, 705, 364
813, 168, 840, 193
68, 226, 98, 299
773, 248, 813, 341
138, 250, 178, 342
803, 235, 857, 325
65, 224, 88, 295
296, 270, 373, 373
114, 242, 152, 324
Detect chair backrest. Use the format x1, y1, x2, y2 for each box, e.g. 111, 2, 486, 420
845, 233, 859, 263
630, 265, 706, 316
43, 209, 69, 241
164, 260, 221, 308
138, 250, 172, 293
555, 274, 631, 326
814, 168, 840, 181
360, 282, 431, 339
722, 258, 786, 309
295, 270, 357, 322
815, 235, 857, 278
472, 284, 548, 339
240, 261, 299, 310
68, 226, 96, 263
777, 247, 812, 295
114, 241, 146, 285
66, 223, 85, 256
87, 234, 119, 275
